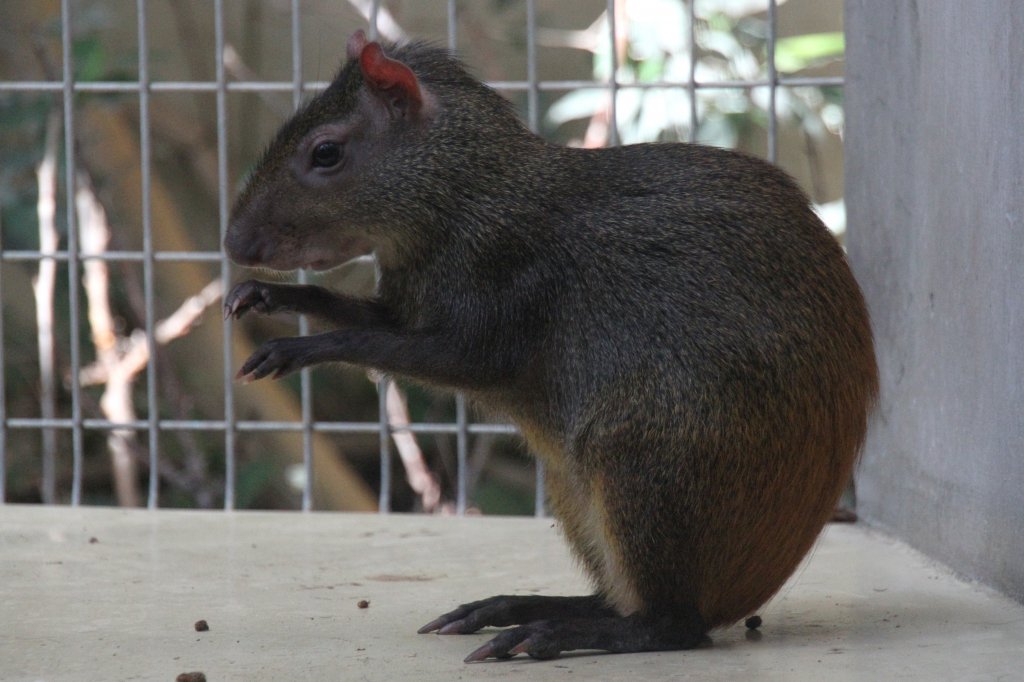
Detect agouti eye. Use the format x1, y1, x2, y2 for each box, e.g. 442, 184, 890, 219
311, 142, 342, 168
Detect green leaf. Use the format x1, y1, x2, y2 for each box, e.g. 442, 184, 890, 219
774, 32, 844, 73
73, 36, 107, 82
636, 54, 666, 82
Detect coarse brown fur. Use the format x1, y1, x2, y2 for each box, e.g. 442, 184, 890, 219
224, 33, 878, 660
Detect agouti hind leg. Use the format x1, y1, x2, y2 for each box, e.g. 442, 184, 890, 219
419, 595, 705, 662
461, 610, 707, 662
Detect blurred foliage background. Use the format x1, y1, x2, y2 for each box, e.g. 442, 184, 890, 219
0, 0, 844, 511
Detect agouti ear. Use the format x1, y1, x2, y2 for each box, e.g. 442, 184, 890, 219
358, 41, 423, 118
346, 30, 368, 61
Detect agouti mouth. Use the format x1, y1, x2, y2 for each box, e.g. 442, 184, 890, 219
302, 237, 374, 271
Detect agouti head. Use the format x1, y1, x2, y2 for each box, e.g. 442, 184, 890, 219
224, 30, 534, 272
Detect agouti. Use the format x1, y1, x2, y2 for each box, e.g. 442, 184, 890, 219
224, 30, 878, 662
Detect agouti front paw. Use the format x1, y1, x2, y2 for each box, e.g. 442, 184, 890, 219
223, 280, 279, 320
236, 337, 314, 382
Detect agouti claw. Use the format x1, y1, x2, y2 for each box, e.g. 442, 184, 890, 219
461, 626, 558, 662
417, 616, 448, 634
234, 368, 256, 384
418, 602, 483, 634
419, 615, 475, 634
463, 640, 514, 663
236, 337, 314, 383
224, 279, 278, 321
508, 641, 532, 656
437, 619, 468, 635
462, 642, 492, 663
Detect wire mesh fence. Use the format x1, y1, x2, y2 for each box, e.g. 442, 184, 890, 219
0, 0, 844, 512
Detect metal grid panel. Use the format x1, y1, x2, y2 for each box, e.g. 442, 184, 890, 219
0, 0, 842, 512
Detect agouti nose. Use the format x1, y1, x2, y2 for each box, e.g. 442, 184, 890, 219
223, 226, 263, 266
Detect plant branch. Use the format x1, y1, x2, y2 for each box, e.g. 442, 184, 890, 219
32, 108, 61, 504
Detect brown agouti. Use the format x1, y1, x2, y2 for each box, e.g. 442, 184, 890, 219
223, 30, 878, 662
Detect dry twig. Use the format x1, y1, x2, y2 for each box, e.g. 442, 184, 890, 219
77, 170, 223, 505
76, 171, 139, 506
369, 372, 443, 512
32, 109, 61, 504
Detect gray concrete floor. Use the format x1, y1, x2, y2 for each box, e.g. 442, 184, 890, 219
1, 506, 1022, 681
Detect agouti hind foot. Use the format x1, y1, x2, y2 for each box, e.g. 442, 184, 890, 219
460, 612, 708, 663
418, 594, 616, 635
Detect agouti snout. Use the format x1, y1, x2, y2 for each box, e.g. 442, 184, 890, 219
225, 29, 877, 662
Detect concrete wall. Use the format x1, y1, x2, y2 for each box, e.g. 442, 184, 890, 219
845, 1, 1024, 600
